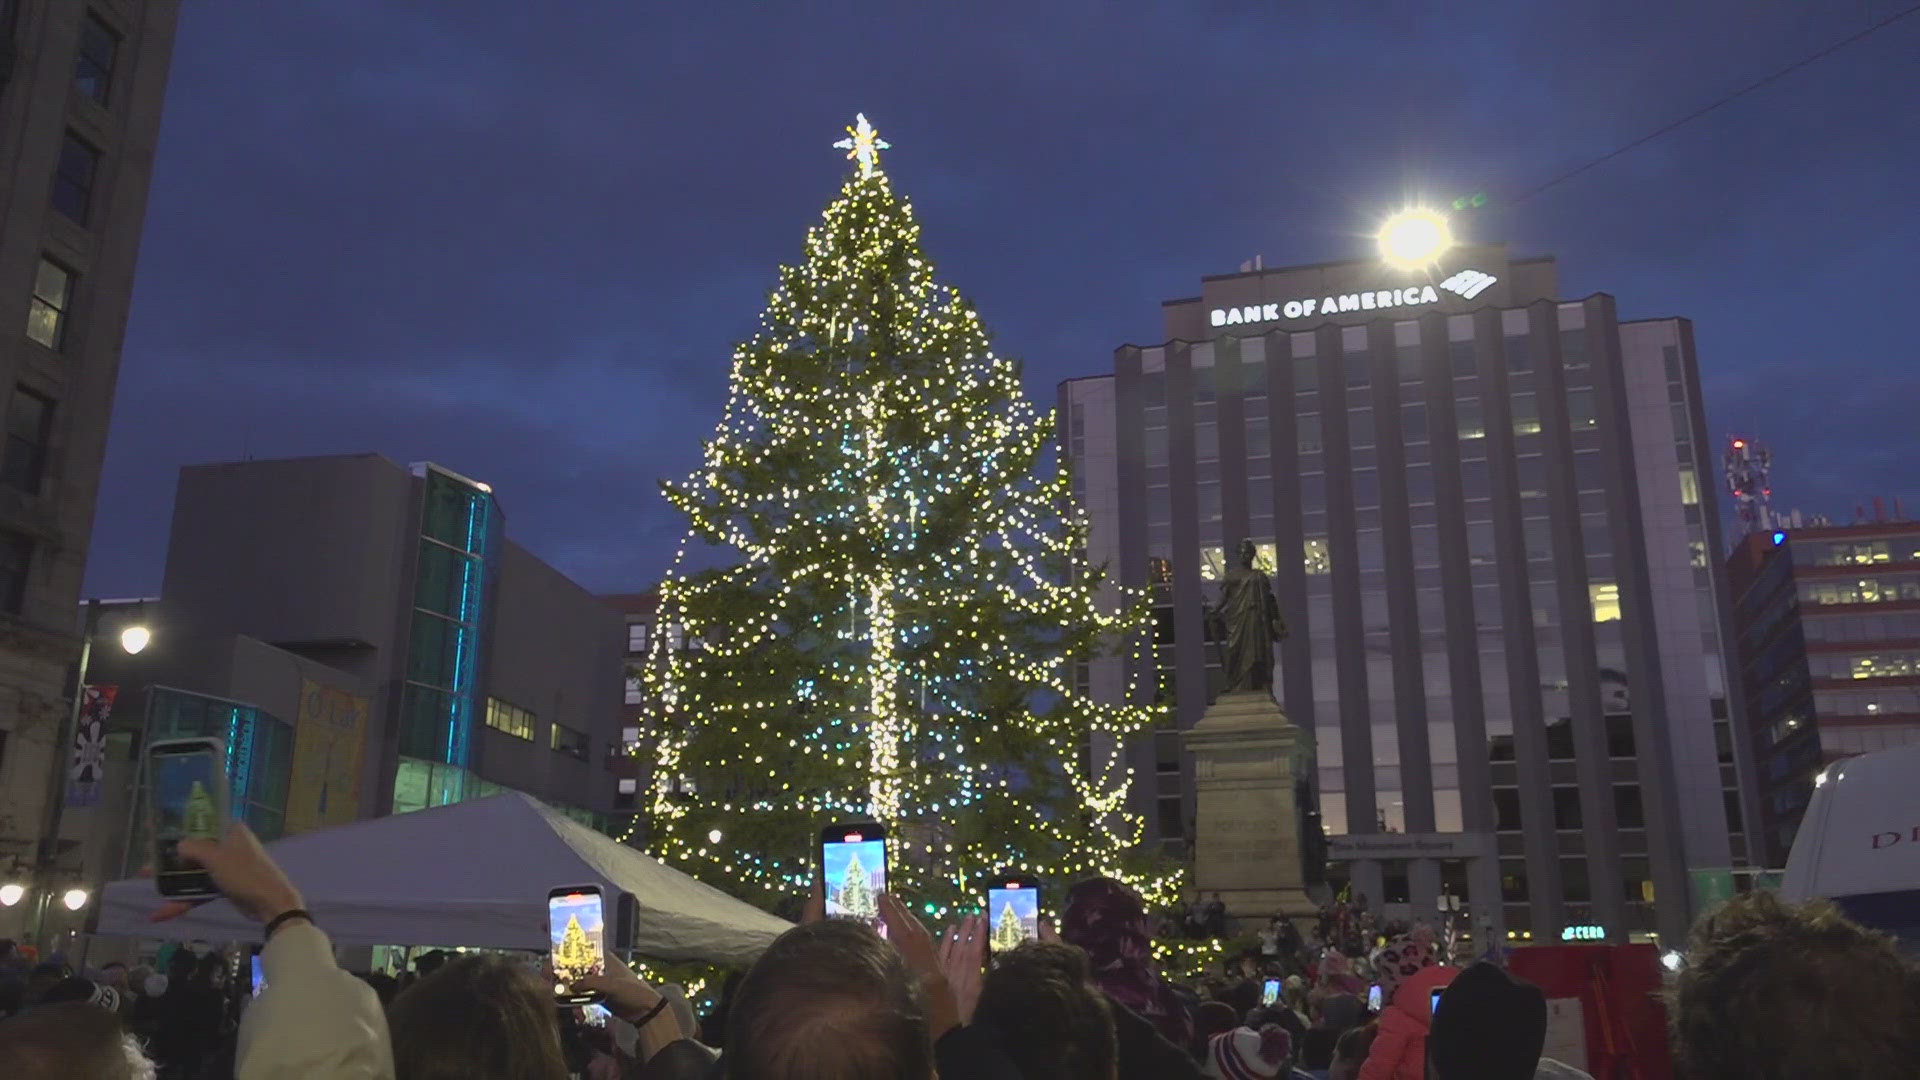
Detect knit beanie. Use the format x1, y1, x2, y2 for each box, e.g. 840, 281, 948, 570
1428, 960, 1548, 1080
1370, 934, 1439, 1005
1203, 1024, 1293, 1080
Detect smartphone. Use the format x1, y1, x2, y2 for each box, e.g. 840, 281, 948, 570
1368, 984, 1383, 1012
581, 1003, 612, 1028
1263, 977, 1282, 1006
1430, 986, 1445, 1015
986, 874, 1040, 953
820, 823, 888, 934
548, 885, 606, 1006
250, 954, 266, 998
147, 738, 230, 899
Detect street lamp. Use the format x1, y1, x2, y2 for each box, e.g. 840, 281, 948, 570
24, 600, 151, 949
120, 624, 151, 655
0, 882, 24, 907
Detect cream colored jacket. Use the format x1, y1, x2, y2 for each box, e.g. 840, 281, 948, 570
236, 922, 394, 1080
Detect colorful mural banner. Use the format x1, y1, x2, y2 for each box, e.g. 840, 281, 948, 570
65, 684, 117, 807
285, 680, 369, 833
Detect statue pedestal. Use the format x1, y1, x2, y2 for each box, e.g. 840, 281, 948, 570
1183, 691, 1318, 931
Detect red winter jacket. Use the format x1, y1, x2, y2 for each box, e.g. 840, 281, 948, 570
1357, 964, 1458, 1080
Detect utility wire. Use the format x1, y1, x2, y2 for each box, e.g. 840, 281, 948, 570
1506, 3, 1920, 206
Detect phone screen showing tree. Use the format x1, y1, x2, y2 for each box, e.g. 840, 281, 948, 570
549, 890, 605, 998
821, 833, 887, 931
151, 743, 225, 894
987, 885, 1039, 951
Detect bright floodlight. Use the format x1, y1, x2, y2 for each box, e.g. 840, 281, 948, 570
0, 882, 23, 907
62, 887, 89, 911
1378, 208, 1452, 268
1661, 949, 1683, 972
120, 624, 151, 655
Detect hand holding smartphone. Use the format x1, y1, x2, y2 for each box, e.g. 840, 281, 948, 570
819, 823, 888, 935
147, 738, 231, 899
548, 886, 606, 1005
1262, 977, 1282, 1006
985, 874, 1040, 953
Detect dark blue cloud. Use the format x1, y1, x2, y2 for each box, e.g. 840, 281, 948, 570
88, 1, 1920, 594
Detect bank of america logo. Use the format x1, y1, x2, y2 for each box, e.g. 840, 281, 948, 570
1441, 269, 1497, 300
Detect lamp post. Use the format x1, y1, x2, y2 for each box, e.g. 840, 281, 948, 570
23, 599, 148, 951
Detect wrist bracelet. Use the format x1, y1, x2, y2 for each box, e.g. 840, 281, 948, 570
263, 908, 312, 941
626, 997, 670, 1028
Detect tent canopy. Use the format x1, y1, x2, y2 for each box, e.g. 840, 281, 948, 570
99, 792, 789, 967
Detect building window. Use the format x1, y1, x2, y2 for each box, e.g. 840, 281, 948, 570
624, 676, 642, 705
627, 622, 648, 653
1456, 398, 1486, 440
617, 777, 638, 795
1589, 581, 1621, 622
26, 258, 74, 350
1302, 537, 1330, 576
74, 14, 119, 104
1615, 785, 1645, 828
1553, 787, 1583, 830
1678, 467, 1700, 506
0, 530, 30, 613
1, 386, 53, 495
1567, 387, 1597, 428
51, 131, 101, 224
1493, 787, 1522, 831
1297, 414, 1321, 453
483, 696, 535, 740
621, 725, 640, 747
1511, 393, 1542, 435
550, 722, 590, 760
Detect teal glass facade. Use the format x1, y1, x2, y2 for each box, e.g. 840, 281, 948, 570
394, 467, 501, 809
145, 686, 294, 839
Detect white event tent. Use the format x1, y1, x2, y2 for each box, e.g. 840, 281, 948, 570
97, 792, 788, 967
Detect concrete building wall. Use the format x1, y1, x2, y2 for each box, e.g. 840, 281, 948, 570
481, 541, 625, 813
0, 0, 180, 942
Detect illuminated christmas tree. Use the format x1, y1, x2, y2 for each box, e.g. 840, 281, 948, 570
183, 780, 217, 840
554, 914, 597, 977
837, 849, 878, 920
992, 901, 1028, 952
637, 114, 1180, 917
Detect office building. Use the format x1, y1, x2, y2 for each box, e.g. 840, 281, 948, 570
1727, 515, 1920, 867
0, 2, 182, 933
51, 455, 628, 933
601, 590, 659, 813
1062, 244, 1759, 945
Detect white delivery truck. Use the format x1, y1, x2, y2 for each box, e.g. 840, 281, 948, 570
1780, 743, 1920, 952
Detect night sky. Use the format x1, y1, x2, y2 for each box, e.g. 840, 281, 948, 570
85, 2, 1920, 597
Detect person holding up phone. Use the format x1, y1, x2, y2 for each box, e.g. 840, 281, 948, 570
150, 822, 394, 1080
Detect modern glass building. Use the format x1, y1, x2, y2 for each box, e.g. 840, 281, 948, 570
1062, 245, 1760, 946
1726, 518, 1920, 867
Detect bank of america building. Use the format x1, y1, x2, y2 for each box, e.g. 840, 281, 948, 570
1061, 245, 1760, 945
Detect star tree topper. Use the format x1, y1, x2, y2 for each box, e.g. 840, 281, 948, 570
833, 112, 890, 178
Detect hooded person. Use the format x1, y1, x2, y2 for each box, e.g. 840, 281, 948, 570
1426, 961, 1550, 1080
1058, 878, 1192, 1049
1355, 932, 1456, 1080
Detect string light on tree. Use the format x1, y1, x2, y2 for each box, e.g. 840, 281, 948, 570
628, 113, 1182, 919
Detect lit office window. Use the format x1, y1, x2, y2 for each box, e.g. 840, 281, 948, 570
1456, 399, 1486, 440
25, 259, 74, 349
1303, 537, 1331, 576
1589, 582, 1621, 622
484, 697, 535, 740
1678, 467, 1700, 506
74, 15, 119, 103
1512, 393, 1542, 435
1567, 387, 1597, 428
625, 677, 642, 705
550, 722, 591, 760
617, 778, 639, 795
627, 622, 648, 653
51, 131, 100, 224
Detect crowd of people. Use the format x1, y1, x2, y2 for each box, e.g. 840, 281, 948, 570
2, 820, 1918, 1079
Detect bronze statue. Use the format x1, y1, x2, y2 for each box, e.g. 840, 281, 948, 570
1208, 539, 1288, 692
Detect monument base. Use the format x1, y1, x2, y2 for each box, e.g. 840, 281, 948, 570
1183, 691, 1319, 935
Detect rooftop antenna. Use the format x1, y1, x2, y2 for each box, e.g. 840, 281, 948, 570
1723, 436, 1773, 536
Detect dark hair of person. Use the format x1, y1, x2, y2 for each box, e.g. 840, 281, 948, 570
1669, 891, 1920, 1079
972, 941, 1116, 1080
387, 954, 567, 1080
725, 918, 933, 1080
358, 971, 399, 1009
0, 1000, 144, 1080
1329, 1021, 1377, 1080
